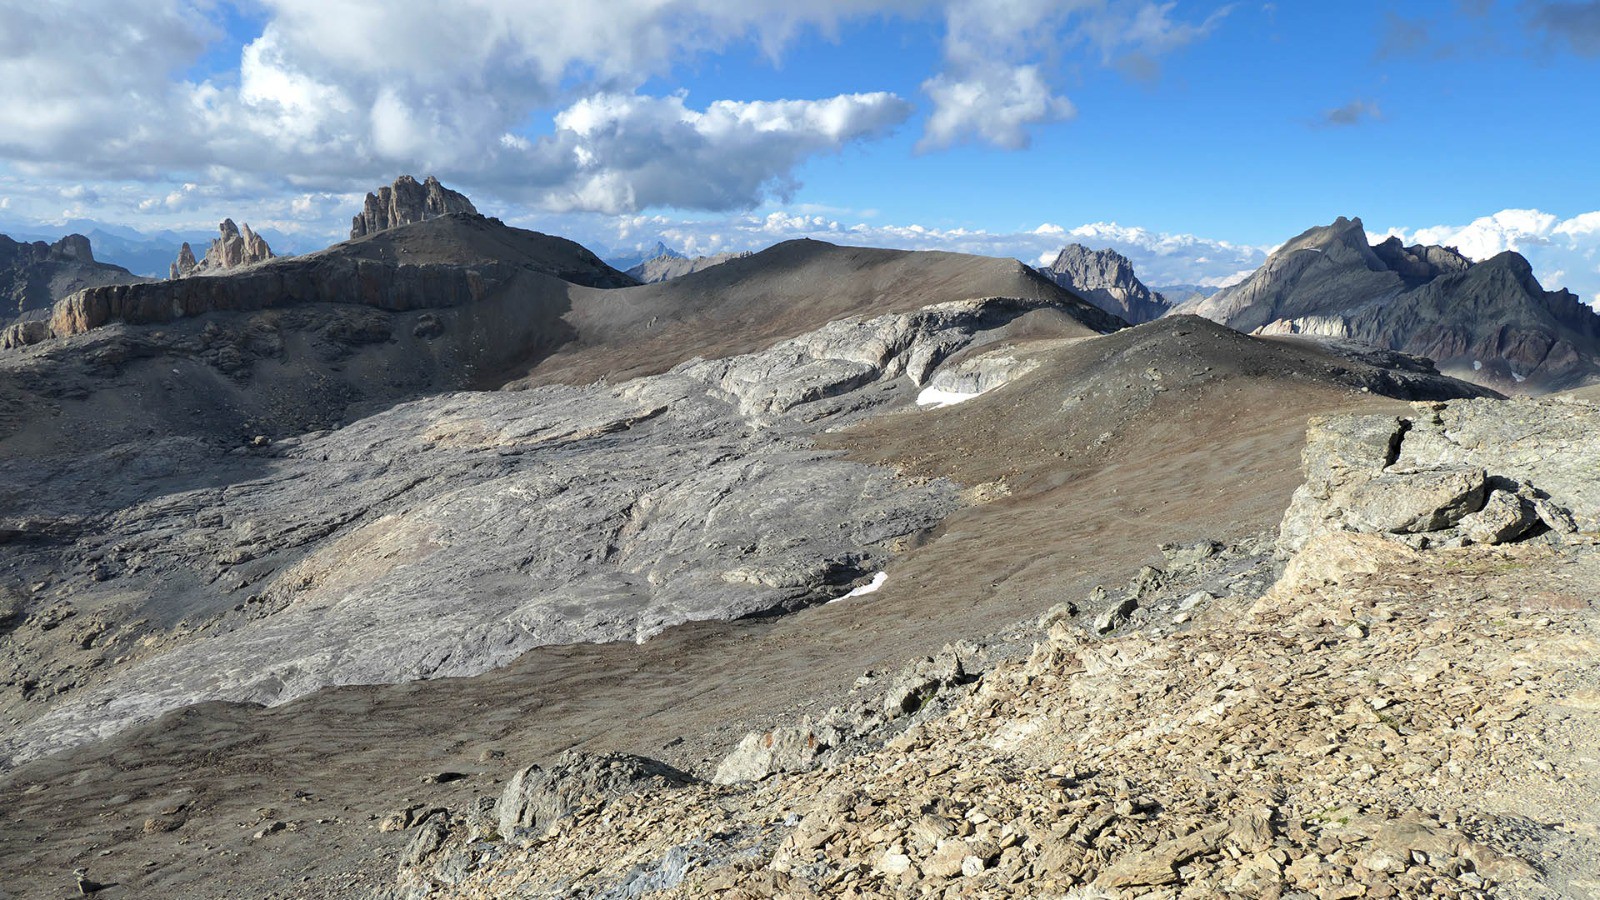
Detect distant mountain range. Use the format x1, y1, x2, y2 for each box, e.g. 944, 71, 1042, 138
626, 250, 753, 283
1169, 216, 1600, 391
0, 218, 321, 278
605, 241, 683, 272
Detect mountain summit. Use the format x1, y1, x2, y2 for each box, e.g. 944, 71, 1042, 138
1170, 216, 1600, 391
1039, 244, 1170, 323
0, 233, 147, 321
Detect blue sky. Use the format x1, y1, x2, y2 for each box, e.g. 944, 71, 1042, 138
0, 1, 1597, 295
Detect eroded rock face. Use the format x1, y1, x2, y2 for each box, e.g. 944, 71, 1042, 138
1278, 397, 1600, 553
170, 219, 274, 278
351, 175, 478, 239
1039, 244, 1168, 324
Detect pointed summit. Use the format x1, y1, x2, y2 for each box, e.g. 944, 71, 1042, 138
1039, 244, 1169, 323
350, 175, 479, 239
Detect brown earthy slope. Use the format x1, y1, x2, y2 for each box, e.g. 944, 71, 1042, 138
507, 239, 1124, 388
0, 317, 1489, 899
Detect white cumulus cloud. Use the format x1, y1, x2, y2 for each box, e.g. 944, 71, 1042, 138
1378, 208, 1600, 306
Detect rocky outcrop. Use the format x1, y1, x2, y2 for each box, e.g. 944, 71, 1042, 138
351, 175, 478, 239
170, 219, 274, 278
0, 296, 1085, 767
1170, 216, 1600, 391
0, 233, 147, 320
1278, 398, 1598, 554
1039, 244, 1169, 323
626, 250, 752, 283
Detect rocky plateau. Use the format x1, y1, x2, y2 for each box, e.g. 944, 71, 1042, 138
2, 178, 1598, 900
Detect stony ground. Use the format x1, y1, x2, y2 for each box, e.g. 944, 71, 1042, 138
398, 530, 1600, 899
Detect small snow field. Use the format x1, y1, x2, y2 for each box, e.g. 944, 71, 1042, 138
916, 386, 982, 408
831, 571, 888, 602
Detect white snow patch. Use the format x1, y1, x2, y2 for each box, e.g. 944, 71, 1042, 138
831, 571, 887, 603
916, 386, 982, 408
1513, 372, 1526, 383
1472, 360, 1483, 371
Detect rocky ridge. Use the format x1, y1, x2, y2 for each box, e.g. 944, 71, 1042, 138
627, 250, 754, 283
382, 397, 1600, 900
169, 219, 275, 278
1169, 217, 1600, 392
1040, 244, 1171, 324
0, 233, 147, 323
351, 175, 478, 239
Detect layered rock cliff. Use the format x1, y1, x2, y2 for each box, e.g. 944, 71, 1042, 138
169, 219, 274, 278
1038, 244, 1170, 323
351, 175, 478, 239
1169, 216, 1600, 391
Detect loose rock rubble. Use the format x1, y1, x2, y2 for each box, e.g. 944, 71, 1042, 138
381, 400, 1600, 900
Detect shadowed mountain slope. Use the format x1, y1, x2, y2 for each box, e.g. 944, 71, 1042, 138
1170, 216, 1600, 392
0, 234, 149, 322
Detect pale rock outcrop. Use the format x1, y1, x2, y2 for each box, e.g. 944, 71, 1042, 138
1278, 397, 1599, 553
170, 219, 274, 278
351, 175, 478, 239
0, 296, 1062, 767
1039, 244, 1169, 324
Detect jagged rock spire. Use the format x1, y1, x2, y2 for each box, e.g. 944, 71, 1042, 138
350, 175, 478, 239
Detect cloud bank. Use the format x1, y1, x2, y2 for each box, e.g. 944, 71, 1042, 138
1374, 209, 1600, 305
0, 0, 1234, 220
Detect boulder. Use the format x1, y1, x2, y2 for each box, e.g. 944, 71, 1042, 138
1340, 466, 1487, 534
1279, 399, 1597, 554
497, 751, 695, 838
712, 725, 839, 785
1459, 489, 1539, 545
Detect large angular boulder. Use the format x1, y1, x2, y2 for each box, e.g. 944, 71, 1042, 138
498, 751, 695, 839
1340, 466, 1487, 534
712, 724, 840, 785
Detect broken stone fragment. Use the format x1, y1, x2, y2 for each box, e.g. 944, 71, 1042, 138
712, 724, 838, 785
1459, 489, 1539, 545
1341, 466, 1487, 534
